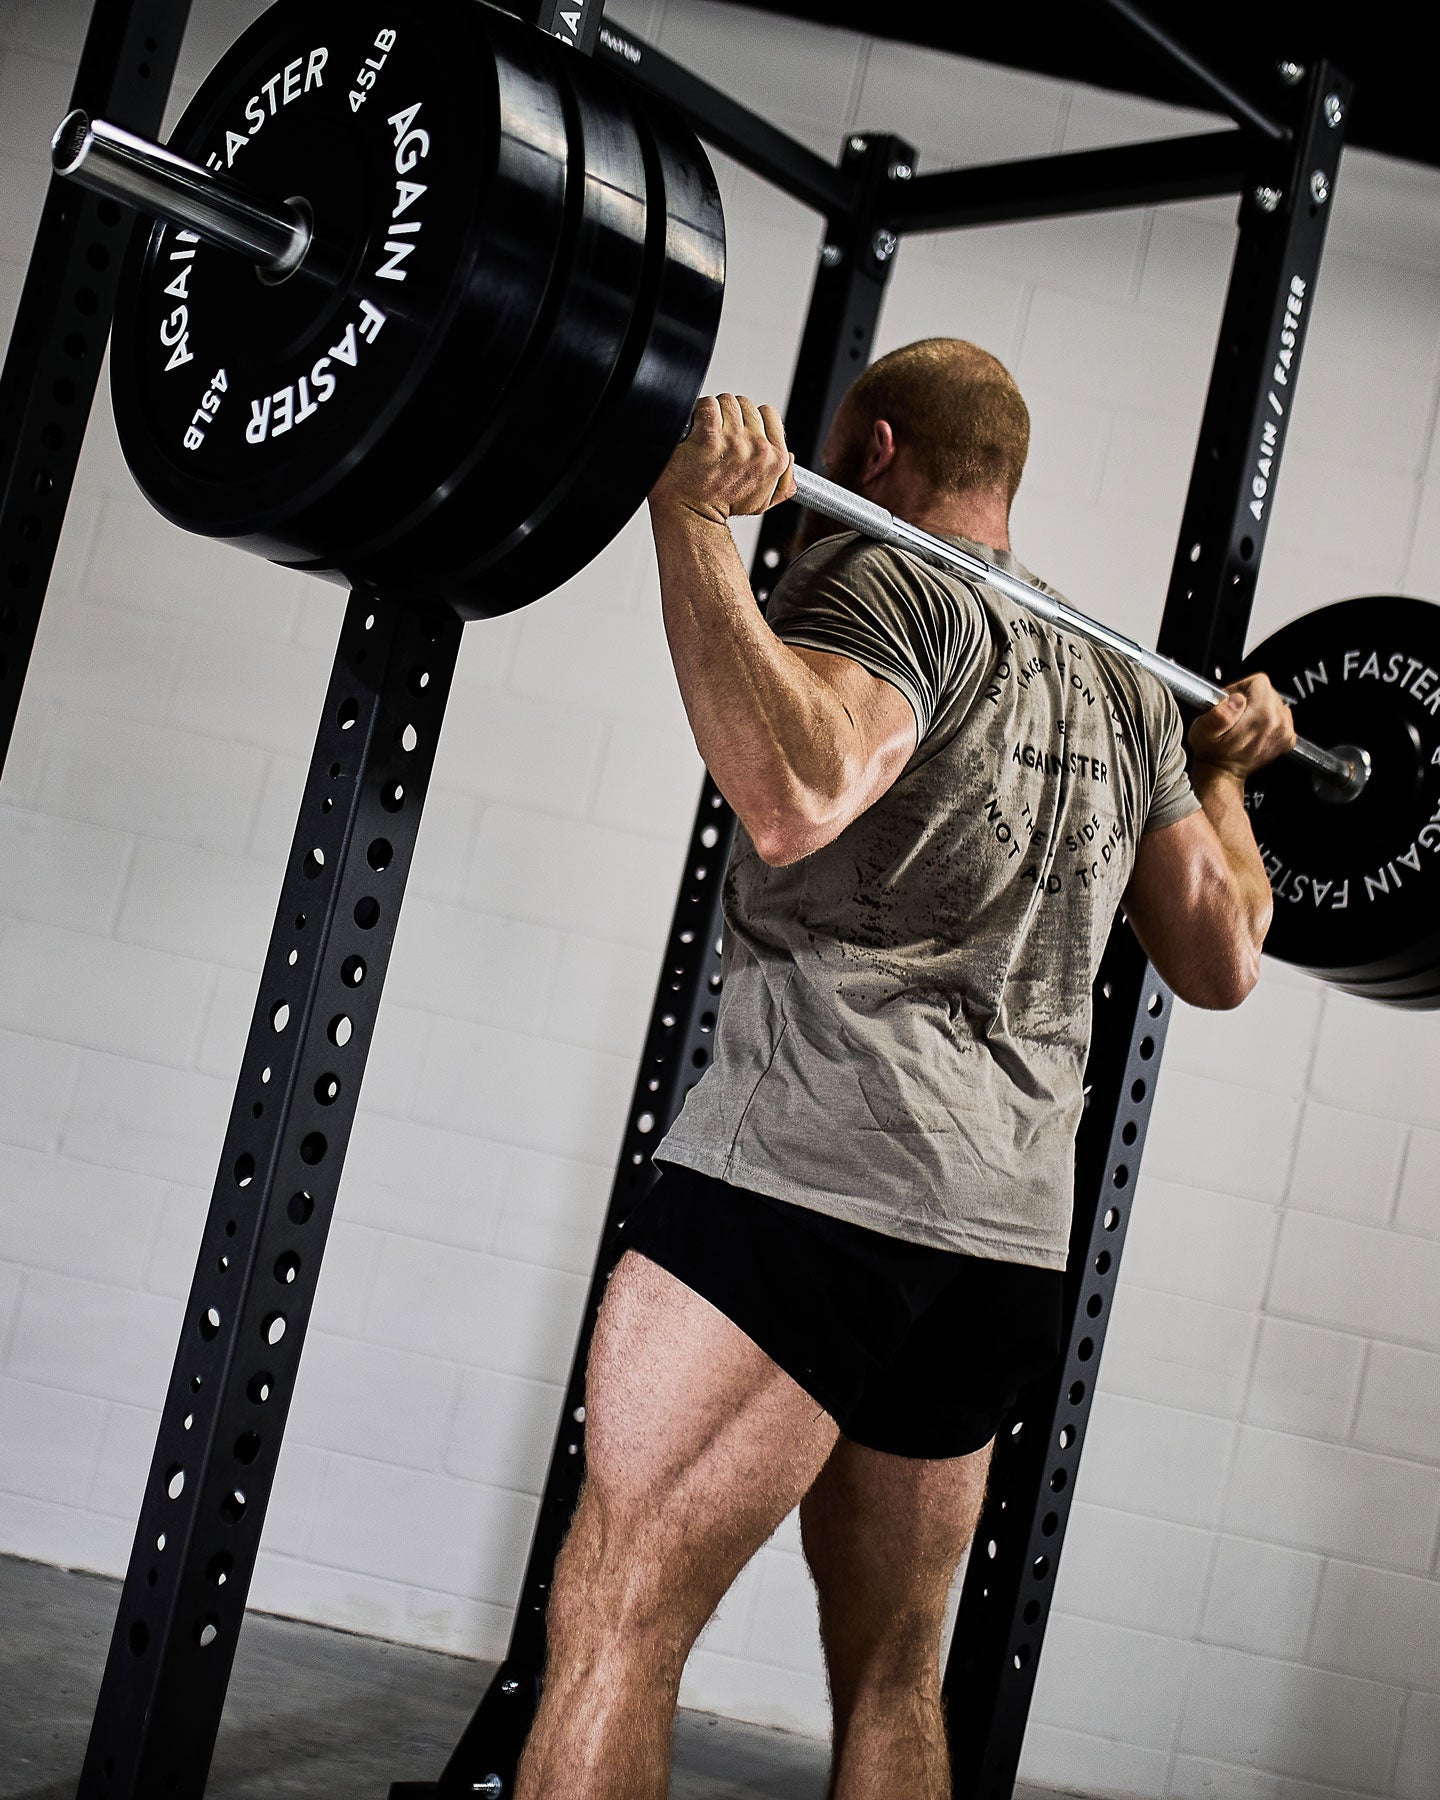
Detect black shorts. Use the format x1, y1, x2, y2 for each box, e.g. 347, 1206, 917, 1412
621, 1164, 1064, 1459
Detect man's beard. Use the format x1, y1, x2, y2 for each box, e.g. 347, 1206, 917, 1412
786, 431, 868, 558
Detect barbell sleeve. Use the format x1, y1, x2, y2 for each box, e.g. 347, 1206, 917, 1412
790, 467, 1369, 801
51, 111, 311, 279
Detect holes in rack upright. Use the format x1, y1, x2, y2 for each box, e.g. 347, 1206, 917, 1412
1094, 1249, 1112, 1276
1103, 1206, 1121, 1231
341, 956, 366, 988
407, 666, 431, 695
338, 699, 359, 731
128, 1621, 150, 1656
399, 723, 418, 754
382, 782, 405, 813
1130, 1078, 1146, 1103
288, 1191, 315, 1225
1121, 1120, 1138, 1146
303, 848, 326, 879
233, 1431, 262, 1465
1112, 1164, 1129, 1188
1077, 1337, 1094, 1361
271, 1002, 291, 1033
315, 1072, 341, 1106
1147, 993, 1164, 1017
248, 1372, 272, 1405
354, 897, 380, 930
328, 1015, 353, 1048
220, 1488, 247, 1525
1069, 1379, 1085, 1405
200, 1307, 221, 1342
700, 825, 719, 849
300, 1133, 327, 1165
165, 1466, 185, 1499
206, 1552, 234, 1587
263, 1313, 287, 1346
367, 839, 393, 872
234, 1154, 254, 1189
274, 1252, 301, 1287
1138, 1036, 1155, 1060
1013, 1644, 1032, 1671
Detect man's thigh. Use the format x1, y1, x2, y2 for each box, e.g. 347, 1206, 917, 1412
800, 1435, 993, 1622
580, 1250, 840, 1611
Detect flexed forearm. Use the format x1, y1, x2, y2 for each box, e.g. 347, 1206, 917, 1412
1190, 760, 1274, 953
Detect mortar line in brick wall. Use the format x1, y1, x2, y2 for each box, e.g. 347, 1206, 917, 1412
681, 1638, 832, 1690
1411, 364, 1440, 501
1385, 1689, 1415, 1797
1166, 1622, 1422, 1709
155, 609, 193, 724
580, 717, 617, 823
139, 1186, 181, 1294
243, 1552, 518, 1634
1294, 1558, 1332, 1677
1048, 84, 1074, 158
1009, 281, 1038, 379
103, 832, 145, 941
80, 1398, 126, 1512
62, 497, 107, 602
187, 961, 226, 1074
1388, 1128, 1420, 1230
1344, 1339, 1375, 1447
841, 29, 869, 133
1128, 207, 1157, 306
1224, 1411, 1440, 1480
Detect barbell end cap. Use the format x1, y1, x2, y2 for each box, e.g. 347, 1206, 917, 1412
1315, 743, 1372, 806
52, 109, 93, 176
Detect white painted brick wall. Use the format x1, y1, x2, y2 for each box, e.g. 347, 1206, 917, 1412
2, 1, 1439, 1794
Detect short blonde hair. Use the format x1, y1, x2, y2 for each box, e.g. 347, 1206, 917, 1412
847, 338, 1030, 503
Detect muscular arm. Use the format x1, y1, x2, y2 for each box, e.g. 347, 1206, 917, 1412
650, 395, 916, 866
1123, 678, 1295, 1009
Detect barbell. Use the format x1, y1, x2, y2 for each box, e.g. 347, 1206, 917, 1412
43, 0, 1440, 1004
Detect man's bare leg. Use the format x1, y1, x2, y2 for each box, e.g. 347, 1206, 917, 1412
514, 1250, 840, 1800
800, 1436, 993, 1800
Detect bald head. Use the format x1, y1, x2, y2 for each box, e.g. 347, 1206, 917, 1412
836, 338, 1030, 508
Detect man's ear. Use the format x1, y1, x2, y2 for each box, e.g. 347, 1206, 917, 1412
867, 419, 897, 479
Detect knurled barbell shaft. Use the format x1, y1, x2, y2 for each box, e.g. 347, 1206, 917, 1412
51, 111, 311, 278
47, 113, 1366, 801
791, 468, 1369, 800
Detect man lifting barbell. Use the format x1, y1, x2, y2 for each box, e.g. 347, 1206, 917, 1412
513, 339, 1297, 1800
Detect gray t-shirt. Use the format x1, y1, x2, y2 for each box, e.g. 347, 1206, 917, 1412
656, 531, 1199, 1269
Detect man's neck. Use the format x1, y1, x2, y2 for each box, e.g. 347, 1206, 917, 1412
864, 471, 1012, 554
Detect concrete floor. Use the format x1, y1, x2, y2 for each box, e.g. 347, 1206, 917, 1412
0, 1553, 1075, 1800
